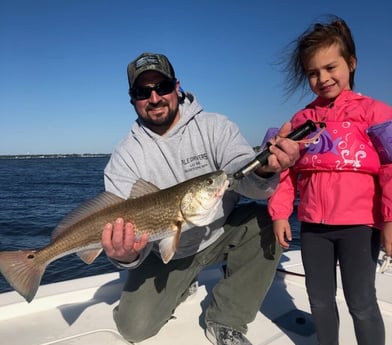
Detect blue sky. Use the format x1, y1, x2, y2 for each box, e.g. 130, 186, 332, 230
1, 0, 391, 155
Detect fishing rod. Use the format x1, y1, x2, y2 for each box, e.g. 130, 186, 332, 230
233, 120, 326, 180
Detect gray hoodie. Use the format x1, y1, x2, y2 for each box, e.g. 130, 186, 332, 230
104, 93, 279, 268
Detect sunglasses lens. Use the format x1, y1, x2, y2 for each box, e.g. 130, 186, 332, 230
155, 80, 176, 96
132, 80, 176, 100
132, 87, 151, 100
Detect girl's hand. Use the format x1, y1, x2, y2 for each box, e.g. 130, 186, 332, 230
273, 219, 292, 249
382, 221, 392, 256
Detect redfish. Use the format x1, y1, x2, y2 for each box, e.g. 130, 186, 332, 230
0, 171, 229, 302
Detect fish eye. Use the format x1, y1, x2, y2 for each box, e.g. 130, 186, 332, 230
207, 178, 213, 185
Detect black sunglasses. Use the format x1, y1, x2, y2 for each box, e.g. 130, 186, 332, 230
131, 79, 177, 101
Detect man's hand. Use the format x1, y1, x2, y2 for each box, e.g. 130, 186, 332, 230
256, 122, 300, 175
101, 218, 149, 263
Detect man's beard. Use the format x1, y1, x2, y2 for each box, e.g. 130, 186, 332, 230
139, 102, 179, 129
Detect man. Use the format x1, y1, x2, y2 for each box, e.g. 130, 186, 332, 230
101, 52, 299, 345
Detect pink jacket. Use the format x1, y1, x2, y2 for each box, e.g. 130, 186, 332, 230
268, 90, 392, 228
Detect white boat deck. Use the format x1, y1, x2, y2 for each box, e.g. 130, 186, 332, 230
0, 250, 391, 345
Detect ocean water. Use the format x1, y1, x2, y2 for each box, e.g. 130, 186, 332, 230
0, 156, 300, 294
0, 156, 120, 293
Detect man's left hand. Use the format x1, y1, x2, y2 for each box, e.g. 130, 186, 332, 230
257, 122, 300, 175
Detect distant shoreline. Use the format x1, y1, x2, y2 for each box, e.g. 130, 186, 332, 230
0, 153, 111, 160
1, 148, 260, 160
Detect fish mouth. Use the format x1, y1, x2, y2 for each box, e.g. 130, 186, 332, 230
218, 179, 230, 197
226, 174, 237, 190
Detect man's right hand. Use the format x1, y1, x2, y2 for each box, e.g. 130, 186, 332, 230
101, 218, 149, 263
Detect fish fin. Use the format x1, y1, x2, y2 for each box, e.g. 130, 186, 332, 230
52, 191, 124, 240
159, 221, 183, 264
159, 237, 177, 264
77, 248, 103, 264
0, 250, 46, 303
129, 179, 160, 199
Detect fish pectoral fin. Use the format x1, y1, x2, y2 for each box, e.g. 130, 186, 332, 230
159, 222, 183, 264
159, 238, 176, 264
77, 249, 103, 264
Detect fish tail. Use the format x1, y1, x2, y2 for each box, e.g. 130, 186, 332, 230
0, 250, 47, 303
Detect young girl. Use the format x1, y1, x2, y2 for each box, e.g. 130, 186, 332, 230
268, 16, 392, 345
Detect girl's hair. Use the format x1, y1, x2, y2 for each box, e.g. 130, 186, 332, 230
282, 15, 357, 98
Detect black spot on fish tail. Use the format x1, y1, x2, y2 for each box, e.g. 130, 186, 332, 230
0, 249, 47, 303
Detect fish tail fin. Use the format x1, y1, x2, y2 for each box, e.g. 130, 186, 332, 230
0, 250, 46, 303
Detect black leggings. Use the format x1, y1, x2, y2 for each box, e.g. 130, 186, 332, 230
300, 223, 385, 345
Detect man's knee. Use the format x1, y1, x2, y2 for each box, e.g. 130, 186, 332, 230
113, 304, 165, 342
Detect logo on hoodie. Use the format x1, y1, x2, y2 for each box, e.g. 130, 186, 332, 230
182, 153, 209, 173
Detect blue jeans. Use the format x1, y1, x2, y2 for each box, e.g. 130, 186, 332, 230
113, 203, 281, 343
301, 223, 385, 345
